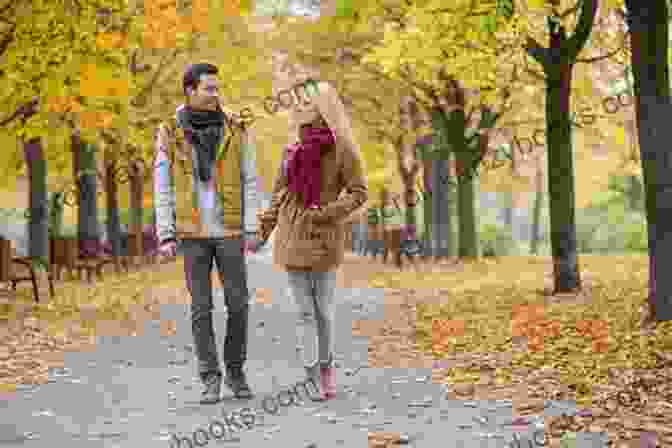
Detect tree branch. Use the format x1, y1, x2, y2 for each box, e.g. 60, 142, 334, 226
524, 36, 549, 68
0, 98, 39, 127
558, 2, 581, 19
565, 0, 599, 62
0, 23, 14, 57
131, 48, 178, 107
575, 40, 625, 63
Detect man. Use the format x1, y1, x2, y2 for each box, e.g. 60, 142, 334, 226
154, 63, 262, 404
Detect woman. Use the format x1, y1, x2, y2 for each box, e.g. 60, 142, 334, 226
257, 79, 368, 400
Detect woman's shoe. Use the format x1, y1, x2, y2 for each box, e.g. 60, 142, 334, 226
320, 366, 336, 399
304, 363, 325, 401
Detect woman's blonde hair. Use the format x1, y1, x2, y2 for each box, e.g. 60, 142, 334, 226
290, 80, 358, 154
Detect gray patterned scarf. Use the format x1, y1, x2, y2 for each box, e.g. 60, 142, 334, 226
176, 105, 227, 182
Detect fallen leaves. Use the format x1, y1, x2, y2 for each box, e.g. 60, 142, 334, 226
0, 259, 190, 388
366, 254, 671, 446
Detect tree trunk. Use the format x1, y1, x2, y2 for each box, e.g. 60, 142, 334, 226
429, 108, 459, 259
530, 154, 544, 255
399, 98, 424, 243
422, 158, 433, 258
447, 110, 479, 259
456, 164, 480, 258
23, 137, 51, 299
625, 0, 672, 322
48, 192, 64, 238
430, 158, 451, 258
104, 148, 122, 272
129, 159, 144, 264
545, 29, 581, 293
73, 137, 100, 258
628, 174, 643, 212
504, 136, 518, 240
502, 191, 513, 228
524, 0, 597, 291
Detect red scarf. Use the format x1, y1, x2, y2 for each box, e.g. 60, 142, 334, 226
285, 125, 335, 209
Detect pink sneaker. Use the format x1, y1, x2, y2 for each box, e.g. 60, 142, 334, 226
320, 366, 336, 399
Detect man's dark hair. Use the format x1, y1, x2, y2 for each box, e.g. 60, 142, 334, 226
183, 63, 218, 97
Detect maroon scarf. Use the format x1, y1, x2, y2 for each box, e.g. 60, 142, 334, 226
285, 125, 335, 209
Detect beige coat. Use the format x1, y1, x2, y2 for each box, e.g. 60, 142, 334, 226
258, 82, 368, 271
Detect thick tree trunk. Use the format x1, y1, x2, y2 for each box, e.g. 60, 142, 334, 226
429, 108, 459, 259
448, 113, 479, 259
399, 98, 423, 244
530, 154, 544, 255
627, 174, 643, 212
546, 31, 581, 293
525, 0, 596, 292
502, 191, 513, 228
129, 159, 144, 264
625, 0, 672, 322
48, 192, 64, 238
421, 158, 433, 258
503, 138, 517, 240
456, 165, 479, 258
23, 137, 51, 299
431, 158, 453, 258
73, 137, 101, 258
104, 149, 123, 271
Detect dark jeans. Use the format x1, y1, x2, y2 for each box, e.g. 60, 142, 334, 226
182, 238, 249, 382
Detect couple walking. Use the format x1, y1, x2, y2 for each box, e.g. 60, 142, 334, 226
154, 63, 368, 404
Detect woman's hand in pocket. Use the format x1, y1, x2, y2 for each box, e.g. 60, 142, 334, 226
304, 207, 330, 225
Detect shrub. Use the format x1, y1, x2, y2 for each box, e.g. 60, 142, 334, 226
575, 199, 647, 254
480, 223, 518, 257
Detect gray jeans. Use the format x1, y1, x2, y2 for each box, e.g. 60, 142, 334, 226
182, 238, 250, 382
287, 270, 337, 369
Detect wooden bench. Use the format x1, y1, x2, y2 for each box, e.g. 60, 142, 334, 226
363, 225, 423, 270
1, 239, 55, 303
50, 238, 117, 283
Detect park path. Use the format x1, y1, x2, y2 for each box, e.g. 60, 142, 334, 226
0, 250, 601, 448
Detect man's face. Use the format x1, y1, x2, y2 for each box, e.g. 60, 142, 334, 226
188, 73, 220, 110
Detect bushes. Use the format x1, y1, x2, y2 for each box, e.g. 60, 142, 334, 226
575, 198, 648, 254
480, 223, 522, 257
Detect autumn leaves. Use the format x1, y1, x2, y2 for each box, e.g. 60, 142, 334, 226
432, 304, 610, 355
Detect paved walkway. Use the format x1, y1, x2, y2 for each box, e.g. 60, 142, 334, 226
0, 252, 603, 447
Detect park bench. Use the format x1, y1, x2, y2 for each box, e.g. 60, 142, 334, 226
123, 232, 157, 269
363, 225, 423, 269
50, 237, 117, 283
0, 238, 55, 303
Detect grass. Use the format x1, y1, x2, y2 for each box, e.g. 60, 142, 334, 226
367, 254, 672, 407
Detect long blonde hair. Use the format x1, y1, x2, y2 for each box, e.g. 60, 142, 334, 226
289, 80, 358, 154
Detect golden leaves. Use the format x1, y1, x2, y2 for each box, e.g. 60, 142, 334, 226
79, 110, 115, 130
79, 64, 129, 99
431, 318, 466, 353
142, 0, 185, 48
575, 318, 610, 353
96, 32, 128, 50
45, 96, 82, 114
511, 303, 561, 351
371, 254, 672, 404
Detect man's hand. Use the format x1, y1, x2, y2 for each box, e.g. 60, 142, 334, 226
243, 234, 263, 254
256, 210, 274, 243
157, 240, 177, 261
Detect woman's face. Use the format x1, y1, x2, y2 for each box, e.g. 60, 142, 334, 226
290, 93, 321, 126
